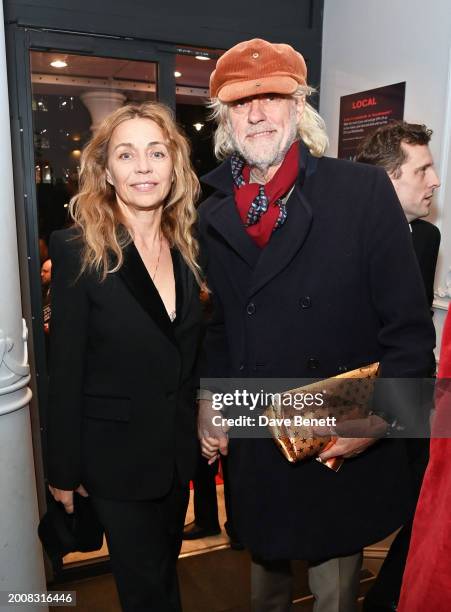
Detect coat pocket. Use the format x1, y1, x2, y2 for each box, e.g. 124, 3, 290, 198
83, 395, 131, 422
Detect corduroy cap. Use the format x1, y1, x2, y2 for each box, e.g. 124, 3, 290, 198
210, 38, 307, 103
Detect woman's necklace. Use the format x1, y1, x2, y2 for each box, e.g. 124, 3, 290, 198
152, 232, 163, 281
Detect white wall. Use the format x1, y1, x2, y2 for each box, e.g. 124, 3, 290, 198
319, 0, 451, 353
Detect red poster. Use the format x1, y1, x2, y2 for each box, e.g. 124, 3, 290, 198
338, 82, 405, 159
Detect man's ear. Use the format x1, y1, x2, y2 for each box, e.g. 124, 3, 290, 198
388, 168, 401, 185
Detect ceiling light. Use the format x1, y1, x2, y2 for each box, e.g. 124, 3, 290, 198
50, 59, 68, 68
174, 71, 182, 78
195, 55, 210, 61
193, 123, 204, 131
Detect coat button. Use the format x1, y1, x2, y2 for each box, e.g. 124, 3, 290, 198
246, 302, 256, 315
299, 296, 312, 309
337, 365, 348, 373
307, 357, 320, 370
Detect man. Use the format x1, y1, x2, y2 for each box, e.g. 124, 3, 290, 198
356, 121, 440, 310
356, 122, 440, 612
197, 39, 435, 612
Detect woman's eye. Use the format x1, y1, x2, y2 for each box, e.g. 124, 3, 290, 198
119, 152, 132, 160
150, 150, 167, 159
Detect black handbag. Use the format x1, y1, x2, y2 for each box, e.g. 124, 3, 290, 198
38, 491, 104, 572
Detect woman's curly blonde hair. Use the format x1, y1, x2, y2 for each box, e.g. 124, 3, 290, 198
69, 101, 201, 284
208, 85, 329, 160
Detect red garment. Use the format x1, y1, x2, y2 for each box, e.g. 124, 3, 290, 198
398, 308, 451, 611
234, 140, 299, 247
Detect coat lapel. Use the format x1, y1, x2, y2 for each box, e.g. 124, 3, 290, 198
202, 159, 262, 268
248, 184, 313, 297
207, 194, 261, 268
249, 147, 317, 296
118, 242, 177, 346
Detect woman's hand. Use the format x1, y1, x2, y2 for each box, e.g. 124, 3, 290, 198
48, 484, 89, 514
198, 398, 229, 465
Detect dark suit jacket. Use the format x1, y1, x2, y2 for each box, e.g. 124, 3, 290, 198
410, 219, 441, 309
198, 145, 436, 561
47, 227, 202, 500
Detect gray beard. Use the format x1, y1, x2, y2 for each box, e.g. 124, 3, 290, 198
229, 114, 299, 173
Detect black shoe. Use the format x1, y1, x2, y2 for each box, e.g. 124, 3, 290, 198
182, 521, 221, 540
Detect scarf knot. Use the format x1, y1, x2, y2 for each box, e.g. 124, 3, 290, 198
231, 140, 299, 247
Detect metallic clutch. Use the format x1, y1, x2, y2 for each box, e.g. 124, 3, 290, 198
264, 363, 380, 468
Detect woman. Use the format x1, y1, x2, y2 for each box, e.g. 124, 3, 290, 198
47, 102, 203, 611
397, 310, 451, 612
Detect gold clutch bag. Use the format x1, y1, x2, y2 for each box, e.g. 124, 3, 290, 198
264, 363, 380, 464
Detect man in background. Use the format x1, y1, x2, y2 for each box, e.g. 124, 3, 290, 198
357, 121, 440, 612
357, 121, 440, 310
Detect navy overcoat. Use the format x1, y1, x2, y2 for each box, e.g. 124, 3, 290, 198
198, 145, 435, 561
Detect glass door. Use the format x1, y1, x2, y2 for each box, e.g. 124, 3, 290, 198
30, 51, 159, 259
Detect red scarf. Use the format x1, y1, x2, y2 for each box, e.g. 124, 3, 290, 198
234, 141, 299, 247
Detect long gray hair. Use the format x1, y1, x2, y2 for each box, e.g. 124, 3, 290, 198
208, 85, 329, 160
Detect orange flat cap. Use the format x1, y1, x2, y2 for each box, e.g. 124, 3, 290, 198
210, 38, 307, 103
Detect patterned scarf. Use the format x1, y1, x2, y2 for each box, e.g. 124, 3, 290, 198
231, 140, 300, 247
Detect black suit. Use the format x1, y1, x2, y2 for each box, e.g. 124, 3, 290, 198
198, 145, 435, 562
363, 218, 441, 611
47, 227, 202, 610
411, 219, 441, 311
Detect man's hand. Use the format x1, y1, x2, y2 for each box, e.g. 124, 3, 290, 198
48, 484, 89, 514
314, 414, 388, 461
198, 397, 229, 465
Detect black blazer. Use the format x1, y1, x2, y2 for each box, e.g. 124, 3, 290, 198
47, 228, 202, 500
198, 146, 436, 561
410, 218, 441, 309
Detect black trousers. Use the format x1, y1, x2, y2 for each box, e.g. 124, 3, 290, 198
91, 479, 189, 612
193, 454, 220, 530
193, 455, 238, 538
